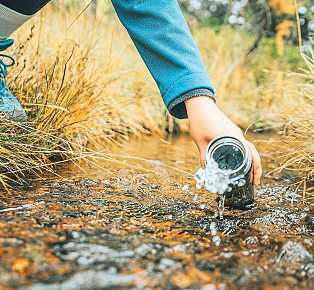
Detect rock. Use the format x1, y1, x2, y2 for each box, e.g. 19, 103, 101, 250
158, 258, 177, 271
54, 242, 134, 266
304, 263, 314, 280
79, 179, 99, 187
244, 236, 258, 246
23, 269, 136, 290
134, 243, 154, 257
305, 213, 314, 230
277, 241, 313, 264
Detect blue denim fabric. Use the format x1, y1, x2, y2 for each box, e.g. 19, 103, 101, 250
111, 0, 215, 119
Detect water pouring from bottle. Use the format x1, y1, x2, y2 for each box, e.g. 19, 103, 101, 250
195, 136, 255, 218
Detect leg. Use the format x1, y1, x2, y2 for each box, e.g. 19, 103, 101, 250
0, 0, 51, 16
0, 0, 51, 38
0, 0, 51, 121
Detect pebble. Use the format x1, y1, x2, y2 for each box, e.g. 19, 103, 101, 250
245, 236, 258, 245
158, 258, 177, 270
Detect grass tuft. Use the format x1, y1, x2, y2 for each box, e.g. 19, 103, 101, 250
269, 54, 314, 197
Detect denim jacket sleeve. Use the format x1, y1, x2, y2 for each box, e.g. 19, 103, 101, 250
111, 0, 215, 119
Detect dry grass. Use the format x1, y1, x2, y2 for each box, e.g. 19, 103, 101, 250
268, 55, 314, 197
0, 3, 312, 191
2, 5, 173, 189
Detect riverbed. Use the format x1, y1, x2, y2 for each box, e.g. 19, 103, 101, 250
0, 136, 313, 289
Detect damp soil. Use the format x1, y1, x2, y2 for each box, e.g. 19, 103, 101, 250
0, 136, 313, 290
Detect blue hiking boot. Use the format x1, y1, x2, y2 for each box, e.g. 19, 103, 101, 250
0, 38, 27, 122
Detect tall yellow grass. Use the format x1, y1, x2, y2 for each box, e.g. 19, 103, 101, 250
2, 5, 171, 189
269, 55, 314, 197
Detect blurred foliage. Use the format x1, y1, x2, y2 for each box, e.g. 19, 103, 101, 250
268, 0, 295, 15
48, 1, 313, 56
180, 0, 313, 55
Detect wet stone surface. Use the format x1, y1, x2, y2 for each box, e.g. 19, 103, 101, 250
0, 137, 313, 289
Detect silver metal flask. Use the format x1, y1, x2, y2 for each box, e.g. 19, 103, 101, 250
205, 136, 255, 209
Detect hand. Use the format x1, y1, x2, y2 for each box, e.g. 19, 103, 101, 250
185, 97, 262, 186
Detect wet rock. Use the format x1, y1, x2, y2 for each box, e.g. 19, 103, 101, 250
68, 231, 81, 240
304, 263, 314, 280
63, 211, 81, 218
305, 213, 314, 230
88, 199, 109, 207
166, 243, 190, 254
125, 189, 137, 196
257, 185, 285, 199
196, 256, 240, 275
23, 269, 137, 290
134, 243, 157, 257
102, 179, 112, 189
150, 184, 160, 190
158, 258, 177, 271
277, 241, 313, 264
55, 242, 134, 266
244, 236, 258, 246
48, 183, 80, 196
251, 208, 308, 233
196, 260, 217, 272
79, 179, 99, 187
296, 263, 314, 280
236, 267, 256, 286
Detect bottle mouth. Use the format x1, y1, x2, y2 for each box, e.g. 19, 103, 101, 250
206, 136, 252, 180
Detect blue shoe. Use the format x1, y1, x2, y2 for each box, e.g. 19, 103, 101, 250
0, 39, 27, 122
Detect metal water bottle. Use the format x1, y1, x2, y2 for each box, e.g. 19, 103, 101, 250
205, 136, 255, 209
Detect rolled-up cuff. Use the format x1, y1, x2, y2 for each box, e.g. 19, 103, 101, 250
168, 88, 216, 119
163, 72, 215, 119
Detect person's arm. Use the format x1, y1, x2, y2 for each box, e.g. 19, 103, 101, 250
111, 0, 215, 119
111, 0, 262, 185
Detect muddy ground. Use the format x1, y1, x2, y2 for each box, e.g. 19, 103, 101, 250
0, 137, 313, 290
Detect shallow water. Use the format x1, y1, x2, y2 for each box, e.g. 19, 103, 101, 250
0, 136, 313, 290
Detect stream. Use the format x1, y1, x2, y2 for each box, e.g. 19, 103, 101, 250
0, 136, 313, 290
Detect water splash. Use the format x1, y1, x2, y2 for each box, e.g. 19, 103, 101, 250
218, 195, 225, 220
195, 159, 233, 195
195, 158, 235, 218
209, 221, 221, 246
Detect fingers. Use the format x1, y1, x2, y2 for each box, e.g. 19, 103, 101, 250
246, 141, 262, 186
198, 142, 208, 168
